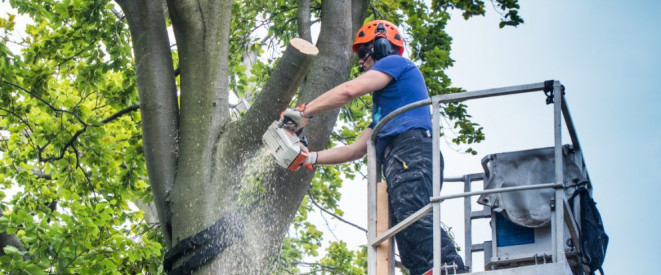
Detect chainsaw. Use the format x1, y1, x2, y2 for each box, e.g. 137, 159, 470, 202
262, 116, 312, 171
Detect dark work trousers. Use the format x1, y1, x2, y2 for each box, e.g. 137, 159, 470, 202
383, 130, 461, 275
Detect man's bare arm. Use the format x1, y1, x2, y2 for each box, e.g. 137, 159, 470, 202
303, 70, 392, 117
316, 128, 372, 165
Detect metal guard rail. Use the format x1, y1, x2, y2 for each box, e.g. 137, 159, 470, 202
366, 81, 584, 275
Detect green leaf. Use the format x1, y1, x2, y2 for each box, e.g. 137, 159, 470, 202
24, 263, 46, 275
2, 245, 20, 256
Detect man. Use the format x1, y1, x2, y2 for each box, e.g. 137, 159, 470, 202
284, 20, 467, 274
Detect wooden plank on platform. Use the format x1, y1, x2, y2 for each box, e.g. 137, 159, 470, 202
376, 182, 392, 275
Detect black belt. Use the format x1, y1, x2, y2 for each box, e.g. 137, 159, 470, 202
383, 128, 432, 160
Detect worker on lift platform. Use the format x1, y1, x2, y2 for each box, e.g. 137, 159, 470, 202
283, 20, 467, 274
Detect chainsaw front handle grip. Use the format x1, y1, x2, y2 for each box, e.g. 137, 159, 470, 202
280, 107, 309, 132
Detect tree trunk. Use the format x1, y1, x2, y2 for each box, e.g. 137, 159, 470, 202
119, 0, 366, 273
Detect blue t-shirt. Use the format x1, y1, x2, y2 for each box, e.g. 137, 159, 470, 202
367, 55, 432, 159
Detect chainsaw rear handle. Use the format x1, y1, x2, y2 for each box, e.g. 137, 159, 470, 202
287, 150, 314, 171
287, 140, 314, 171
287, 150, 309, 171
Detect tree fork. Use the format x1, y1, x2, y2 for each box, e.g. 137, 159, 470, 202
206, 2, 356, 273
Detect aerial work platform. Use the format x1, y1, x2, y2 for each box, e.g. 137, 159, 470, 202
366, 81, 604, 275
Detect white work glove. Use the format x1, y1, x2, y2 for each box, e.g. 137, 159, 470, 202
302, 151, 317, 170
281, 104, 311, 131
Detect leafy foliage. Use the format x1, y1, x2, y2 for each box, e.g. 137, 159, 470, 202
1, 0, 160, 273
1, 0, 521, 273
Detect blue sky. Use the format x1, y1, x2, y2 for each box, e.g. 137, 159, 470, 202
441, 1, 661, 273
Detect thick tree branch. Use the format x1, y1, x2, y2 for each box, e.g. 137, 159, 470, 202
297, 0, 312, 42
165, 1, 235, 248
297, 0, 354, 151
116, 0, 179, 247
352, 0, 370, 36
222, 2, 357, 273
258, 1, 359, 260
229, 38, 318, 155
166, 0, 232, 173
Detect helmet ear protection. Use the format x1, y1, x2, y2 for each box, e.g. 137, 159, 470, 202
371, 23, 394, 61
372, 36, 392, 61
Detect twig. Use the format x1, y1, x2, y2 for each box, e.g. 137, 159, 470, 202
318, 207, 339, 241
357, 96, 371, 109
370, 2, 381, 19
59, 244, 79, 271
1, 81, 141, 162
100, 104, 139, 124
307, 190, 367, 234
489, 0, 507, 17
1, 80, 87, 126
0, 106, 34, 133
72, 143, 98, 204
295, 260, 342, 269
39, 128, 86, 162
56, 41, 96, 68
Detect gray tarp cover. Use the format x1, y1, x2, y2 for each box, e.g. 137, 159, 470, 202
478, 145, 587, 228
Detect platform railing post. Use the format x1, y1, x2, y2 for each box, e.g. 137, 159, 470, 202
463, 175, 473, 270
553, 81, 566, 264
432, 100, 442, 275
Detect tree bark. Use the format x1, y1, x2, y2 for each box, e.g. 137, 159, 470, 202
0, 232, 24, 257
116, 0, 179, 247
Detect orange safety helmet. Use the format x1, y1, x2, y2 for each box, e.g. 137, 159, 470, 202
352, 20, 404, 56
